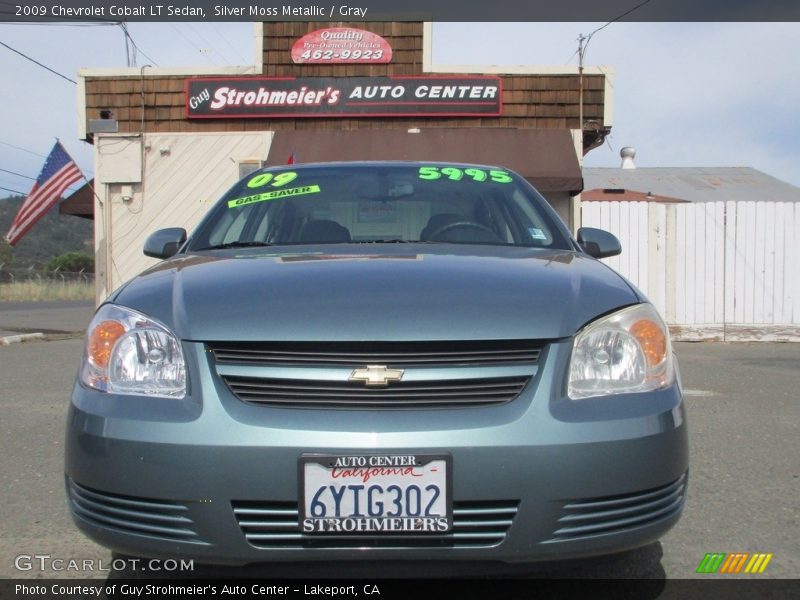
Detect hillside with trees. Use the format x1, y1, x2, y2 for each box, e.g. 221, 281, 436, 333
0, 195, 93, 272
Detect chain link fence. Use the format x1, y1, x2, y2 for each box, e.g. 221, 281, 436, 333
0, 266, 94, 284
0, 266, 95, 301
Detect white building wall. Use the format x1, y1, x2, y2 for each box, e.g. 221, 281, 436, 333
543, 191, 572, 227
94, 132, 272, 301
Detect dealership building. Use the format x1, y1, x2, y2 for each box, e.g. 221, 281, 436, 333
63, 21, 613, 299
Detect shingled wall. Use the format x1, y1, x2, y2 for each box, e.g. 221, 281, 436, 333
83, 22, 606, 134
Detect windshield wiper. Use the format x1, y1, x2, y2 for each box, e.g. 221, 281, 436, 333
197, 241, 275, 250
353, 239, 442, 244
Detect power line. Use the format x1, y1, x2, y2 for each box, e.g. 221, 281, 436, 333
125, 26, 159, 66
0, 168, 35, 181
576, 0, 655, 129
591, 0, 655, 38
187, 23, 234, 64
581, 0, 656, 57
0, 141, 91, 175
0, 187, 85, 201
0, 141, 92, 186
116, 22, 160, 67
170, 23, 219, 65
564, 47, 580, 65
186, 23, 223, 62
212, 24, 249, 63
0, 40, 76, 84
0, 185, 25, 196
120, 22, 135, 66
0, 140, 47, 158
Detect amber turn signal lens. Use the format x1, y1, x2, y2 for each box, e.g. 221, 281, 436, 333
87, 320, 126, 368
630, 319, 667, 367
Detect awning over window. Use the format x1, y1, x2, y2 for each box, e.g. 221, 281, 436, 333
59, 179, 94, 220
266, 128, 583, 194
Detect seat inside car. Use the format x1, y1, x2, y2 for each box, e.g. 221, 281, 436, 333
420, 213, 464, 241
421, 212, 502, 244
298, 219, 352, 243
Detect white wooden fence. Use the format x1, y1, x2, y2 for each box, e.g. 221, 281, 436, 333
581, 201, 800, 341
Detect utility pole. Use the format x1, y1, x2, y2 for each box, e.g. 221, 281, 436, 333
577, 34, 587, 133
119, 22, 137, 67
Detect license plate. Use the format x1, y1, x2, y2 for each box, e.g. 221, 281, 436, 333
300, 454, 452, 534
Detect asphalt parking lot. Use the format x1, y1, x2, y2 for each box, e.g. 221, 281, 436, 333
0, 301, 797, 584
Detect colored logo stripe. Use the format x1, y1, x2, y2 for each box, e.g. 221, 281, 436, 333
696, 552, 773, 574
744, 553, 773, 574
697, 553, 726, 573
720, 553, 749, 573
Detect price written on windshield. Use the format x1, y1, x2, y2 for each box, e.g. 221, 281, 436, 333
418, 166, 514, 183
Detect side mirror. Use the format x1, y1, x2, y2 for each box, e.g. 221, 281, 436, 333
577, 227, 622, 259
143, 228, 187, 259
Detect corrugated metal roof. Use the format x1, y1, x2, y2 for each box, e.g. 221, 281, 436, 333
582, 167, 800, 203
582, 188, 687, 203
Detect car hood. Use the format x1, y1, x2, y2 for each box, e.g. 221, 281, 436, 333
111, 245, 640, 341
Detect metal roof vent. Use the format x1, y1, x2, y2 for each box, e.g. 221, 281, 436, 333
620, 147, 636, 169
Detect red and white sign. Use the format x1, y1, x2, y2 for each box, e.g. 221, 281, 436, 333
291, 27, 392, 64
186, 76, 502, 119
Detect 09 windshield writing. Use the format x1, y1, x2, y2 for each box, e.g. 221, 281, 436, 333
188, 164, 571, 251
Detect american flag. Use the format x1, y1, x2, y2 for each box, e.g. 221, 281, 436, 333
4, 141, 83, 246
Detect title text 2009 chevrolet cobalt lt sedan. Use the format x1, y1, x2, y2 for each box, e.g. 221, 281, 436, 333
66, 162, 687, 566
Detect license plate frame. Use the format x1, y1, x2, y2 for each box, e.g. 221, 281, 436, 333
299, 453, 452, 535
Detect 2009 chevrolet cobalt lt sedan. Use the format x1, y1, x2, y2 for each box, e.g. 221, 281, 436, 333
65, 161, 687, 565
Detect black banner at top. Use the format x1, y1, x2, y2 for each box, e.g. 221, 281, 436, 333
3, 1, 799, 22
186, 76, 502, 119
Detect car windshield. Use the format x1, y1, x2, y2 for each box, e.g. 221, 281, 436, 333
188, 163, 572, 251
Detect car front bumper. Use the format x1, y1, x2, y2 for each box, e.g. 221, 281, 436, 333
65, 340, 688, 566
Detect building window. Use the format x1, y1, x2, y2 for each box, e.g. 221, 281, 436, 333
238, 160, 263, 179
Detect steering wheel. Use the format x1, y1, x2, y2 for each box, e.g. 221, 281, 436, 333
426, 221, 501, 242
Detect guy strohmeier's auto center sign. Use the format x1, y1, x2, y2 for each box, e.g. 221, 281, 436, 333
186, 76, 502, 118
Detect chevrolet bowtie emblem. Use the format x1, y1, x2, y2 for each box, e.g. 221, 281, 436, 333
349, 365, 405, 387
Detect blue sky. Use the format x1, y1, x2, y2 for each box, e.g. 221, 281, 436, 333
0, 21, 798, 198
436, 23, 800, 183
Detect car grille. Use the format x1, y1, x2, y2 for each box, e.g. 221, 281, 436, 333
67, 479, 205, 544
231, 500, 519, 549
221, 375, 530, 409
545, 473, 688, 542
207, 340, 543, 368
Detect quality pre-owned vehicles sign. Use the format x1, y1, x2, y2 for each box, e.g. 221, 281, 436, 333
186, 76, 502, 118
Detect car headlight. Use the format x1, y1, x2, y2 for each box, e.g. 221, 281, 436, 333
80, 304, 186, 398
568, 303, 674, 400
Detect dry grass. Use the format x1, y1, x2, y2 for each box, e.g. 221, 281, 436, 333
0, 279, 94, 302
